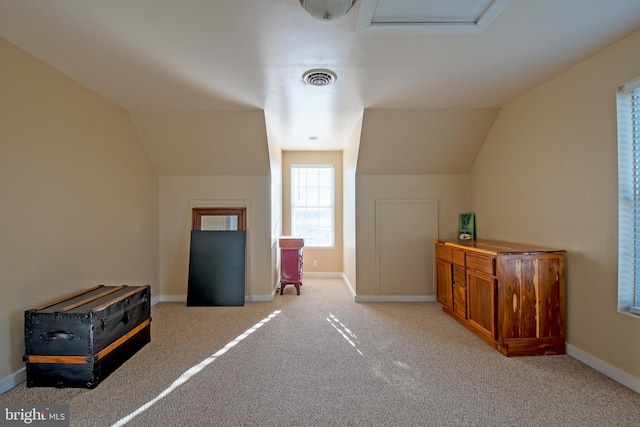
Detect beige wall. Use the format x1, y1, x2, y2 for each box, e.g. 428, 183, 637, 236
357, 108, 499, 175
0, 38, 159, 383
267, 129, 283, 290
343, 118, 363, 293
355, 175, 470, 296
3, 16, 639, 393
129, 110, 271, 176
159, 175, 273, 299
352, 108, 495, 297
282, 151, 344, 273
131, 109, 276, 297
470, 30, 640, 379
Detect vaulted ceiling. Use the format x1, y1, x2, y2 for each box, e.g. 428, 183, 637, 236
2, 1, 640, 160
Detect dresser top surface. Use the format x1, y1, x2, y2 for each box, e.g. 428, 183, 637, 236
279, 236, 304, 248
435, 239, 565, 255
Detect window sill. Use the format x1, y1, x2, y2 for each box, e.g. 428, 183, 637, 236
618, 308, 640, 319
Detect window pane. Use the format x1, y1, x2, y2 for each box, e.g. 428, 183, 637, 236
291, 165, 334, 247
633, 90, 640, 311
619, 81, 640, 314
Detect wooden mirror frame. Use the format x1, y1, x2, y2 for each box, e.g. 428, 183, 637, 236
191, 207, 246, 231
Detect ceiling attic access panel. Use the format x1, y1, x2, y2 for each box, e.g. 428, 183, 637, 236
355, 0, 512, 33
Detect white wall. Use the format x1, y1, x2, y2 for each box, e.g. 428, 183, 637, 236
0, 37, 159, 387
470, 29, 640, 382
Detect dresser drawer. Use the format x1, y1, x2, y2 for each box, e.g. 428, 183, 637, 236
453, 265, 466, 286
435, 244, 452, 262
452, 249, 465, 266
466, 253, 496, 276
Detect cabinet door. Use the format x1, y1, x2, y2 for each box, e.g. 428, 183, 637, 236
467, 270, 497, 340
498, 254, 565, 342
452, 266, 467, 319
435, 259, 453, 311
453, 284, 467, 319
281, 249, 302, 283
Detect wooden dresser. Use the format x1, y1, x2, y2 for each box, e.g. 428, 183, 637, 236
434, 239, 566, 356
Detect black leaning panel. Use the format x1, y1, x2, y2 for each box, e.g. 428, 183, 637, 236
187, 230, 246, 307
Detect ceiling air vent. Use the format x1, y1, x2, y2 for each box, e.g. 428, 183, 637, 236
302, 69, 337, 86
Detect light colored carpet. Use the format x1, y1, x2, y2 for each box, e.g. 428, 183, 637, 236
2, 278, 639, 426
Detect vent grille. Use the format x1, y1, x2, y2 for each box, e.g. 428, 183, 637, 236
302, 69, 337, 86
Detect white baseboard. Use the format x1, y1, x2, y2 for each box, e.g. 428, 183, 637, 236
0, 368, 25, 395
158, 294, 276, 303
341, 273, 356, 300
354, 294, 437, 302
156, 274, 341, 305
5, 288, 636, 396
303, 272, 343, 278
245, 294, 275, 302
566, 343, 640, 394
338, 273, 436, 302
159, 295, 187, 303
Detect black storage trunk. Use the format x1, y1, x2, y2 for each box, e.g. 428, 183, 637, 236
24, 284, 151, 389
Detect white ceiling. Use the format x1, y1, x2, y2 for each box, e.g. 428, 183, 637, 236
1, 0, 640, 151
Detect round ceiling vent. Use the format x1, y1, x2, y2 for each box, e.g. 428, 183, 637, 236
302, 69, 337, 86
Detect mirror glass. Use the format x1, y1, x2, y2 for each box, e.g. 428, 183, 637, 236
200, 215, 239, 231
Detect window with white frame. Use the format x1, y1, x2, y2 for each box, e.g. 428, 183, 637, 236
618, 76, 640, 315
291, 165, 334, 248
